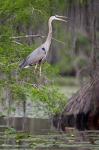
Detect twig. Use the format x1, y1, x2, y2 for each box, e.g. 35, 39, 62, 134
9, 34, 44, 39
0, 34, 66, 45
10, 34, 66, 45
7, 61, 20, 67
52, 37, 65, 45
12, 40, 23, 45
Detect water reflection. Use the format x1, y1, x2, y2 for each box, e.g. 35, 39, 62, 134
1, 130, 99, 149
0, 117, 99, 150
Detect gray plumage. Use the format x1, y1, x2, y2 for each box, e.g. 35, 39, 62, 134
19, 44, 46, 68
19, 15, 67, 69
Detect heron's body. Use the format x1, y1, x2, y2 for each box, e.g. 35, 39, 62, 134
19, 15, 67, 74
20, 43, 47, 68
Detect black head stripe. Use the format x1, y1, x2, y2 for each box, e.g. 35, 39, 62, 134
42, 47, 45, 51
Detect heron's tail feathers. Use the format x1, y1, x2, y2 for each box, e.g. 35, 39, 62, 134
19, 59, 29, 69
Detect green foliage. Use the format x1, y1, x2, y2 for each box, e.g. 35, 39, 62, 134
43, 63, 59, 77
10, 83, 27, 101
0, 0, 92, 117
0, 0, 47, 115
27, 85, 66, 114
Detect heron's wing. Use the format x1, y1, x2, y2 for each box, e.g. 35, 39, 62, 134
19, 46, 45, 68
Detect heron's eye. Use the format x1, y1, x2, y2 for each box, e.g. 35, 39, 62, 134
42, 47, 45, 51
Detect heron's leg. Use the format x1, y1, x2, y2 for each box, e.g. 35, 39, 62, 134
39, 65, 42, 76
34, 64, 38, 73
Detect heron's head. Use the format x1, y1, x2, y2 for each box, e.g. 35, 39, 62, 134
50, 15, 68, 23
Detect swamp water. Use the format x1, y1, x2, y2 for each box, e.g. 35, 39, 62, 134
0, 117, 99, 150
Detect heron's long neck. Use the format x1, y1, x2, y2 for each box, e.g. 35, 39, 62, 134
45, 19, 52, 50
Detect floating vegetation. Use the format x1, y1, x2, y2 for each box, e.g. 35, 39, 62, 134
0, 128, 99, 150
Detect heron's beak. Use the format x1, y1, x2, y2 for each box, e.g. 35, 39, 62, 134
56, 18, 67, 23
55, 15, 68, 19
55, 15, 68, 23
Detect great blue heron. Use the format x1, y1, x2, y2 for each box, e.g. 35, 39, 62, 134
19, 15, 67, 76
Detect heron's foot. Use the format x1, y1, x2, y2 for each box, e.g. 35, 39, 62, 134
32, 83, 38, 88
32, 83, 44, 89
